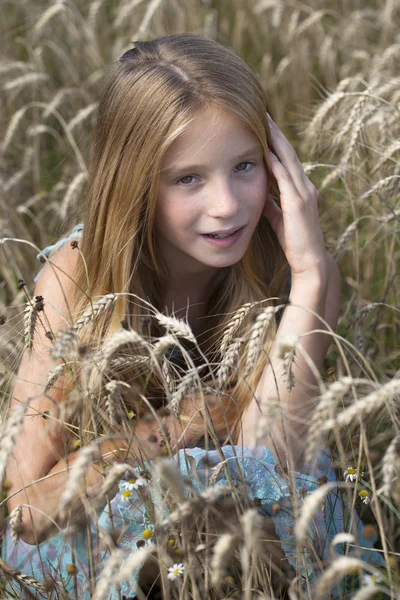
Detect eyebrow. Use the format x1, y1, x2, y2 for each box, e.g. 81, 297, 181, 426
160, 145, 264, 175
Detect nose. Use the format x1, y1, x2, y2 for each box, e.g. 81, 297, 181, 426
206, 178, 240, 219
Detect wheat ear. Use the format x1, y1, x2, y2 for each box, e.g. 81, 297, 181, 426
93, 549, 123, 600
315, 557, 365, 598
59, 442, 101, 516
220, 302, 255, 354
23, 295, 44, 349
217, 337, 246, 389
243, 306, 277, 379
0, 399, 30, 485
211, 532, 239, 586
100, 328, 149, 372
160, 486, 234, 527
295, 482, 337, 541
154, 313, 196, 342
104, 380, 131, 427
9, 505, 22, 544
380, 434, 400, 498
306, 377, 361, 463
168, 365, 208, 416
322, 378, 400, 432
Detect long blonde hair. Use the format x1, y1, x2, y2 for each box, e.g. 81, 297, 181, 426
60, 33, 289, 445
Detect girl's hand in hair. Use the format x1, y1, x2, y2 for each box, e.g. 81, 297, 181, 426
263, 114, 330, 286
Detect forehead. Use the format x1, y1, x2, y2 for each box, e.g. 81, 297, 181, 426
161, 106, 259, 168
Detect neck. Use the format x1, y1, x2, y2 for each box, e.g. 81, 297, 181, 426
159, 271, 219, 337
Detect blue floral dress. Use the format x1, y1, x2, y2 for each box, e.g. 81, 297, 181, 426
1, 226, 382, 599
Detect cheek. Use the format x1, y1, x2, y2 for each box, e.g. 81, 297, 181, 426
155, 198, 194, 236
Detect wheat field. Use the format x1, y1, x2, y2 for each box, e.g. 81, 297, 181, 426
0, 0, 399, 598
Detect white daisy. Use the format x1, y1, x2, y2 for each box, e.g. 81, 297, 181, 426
121, 477, 147, 492
344, 466, 364, 482
359, 489, 370, 505
121, 490, 133, 503
363, 573, 382, 586
167, 563, 184, 581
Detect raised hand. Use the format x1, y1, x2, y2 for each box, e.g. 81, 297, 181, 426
263, 114, 329, 285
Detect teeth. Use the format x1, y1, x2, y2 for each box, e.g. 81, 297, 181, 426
209, 232, 233, 239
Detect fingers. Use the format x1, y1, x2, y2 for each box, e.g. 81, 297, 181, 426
267, 114, 316, 199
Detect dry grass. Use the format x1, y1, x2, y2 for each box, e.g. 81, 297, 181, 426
0, 0, 399, 598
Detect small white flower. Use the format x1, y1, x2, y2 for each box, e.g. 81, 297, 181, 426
344, 466, 364, 482
121, 477, 147, 492
121, 490, 133, 503
359, 489, 370, 505
167, 563, 184, 581
363, 573, 382, 586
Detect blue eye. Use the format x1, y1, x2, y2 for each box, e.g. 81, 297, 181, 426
176, 161, 254, 185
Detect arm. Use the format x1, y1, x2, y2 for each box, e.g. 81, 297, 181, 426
241, 255, 341, 467
5, 241, 200, 545
241, 113, 342, 469
7, 415, 180, 545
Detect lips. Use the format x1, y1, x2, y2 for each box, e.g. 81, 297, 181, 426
204, 226, 243, 236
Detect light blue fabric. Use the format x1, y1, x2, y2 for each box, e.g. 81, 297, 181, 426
33, 223, 84, 283
2, 446, 382, 599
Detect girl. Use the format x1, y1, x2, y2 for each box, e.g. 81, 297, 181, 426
2, 33, 380, 599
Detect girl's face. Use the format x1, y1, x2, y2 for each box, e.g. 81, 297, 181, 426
155, 106, 268, 279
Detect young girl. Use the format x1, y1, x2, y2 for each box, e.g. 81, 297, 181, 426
2, 33, 380, 599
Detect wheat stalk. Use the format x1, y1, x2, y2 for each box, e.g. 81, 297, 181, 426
333, 219, 359, 260
241, 507, 264, 557
100, 329, 149, 372
168, 365, 208, 416
211, 532, 239, 586
277, 333, 299, 391
351, 586, 384, 600
93, 549, 123, 600
51, 329, 80, 359
217, 337, 246, 389
153, 457, 187, 502
1, 106, 31, 155
306, 377, 362, 463
152, 334, 178, 361
380, 434, 399, 498
372, 139, 400, 173
33, 0, 66, 40
60, 172, 88, 220
44, 362, 73, 392
59, 442, 101, 516
243, 306, 277, 379
360, 175, 400, 199
220, 302, 255, 354
295, 482, 337, 541
98, 463, 137, 497
160, 486, 235, 527
254, 395, 281, 447
133, 0, 164, 40
9, 505, 22, 544
0, 558, 48, 593
155, 313, 196, 343
315, 556, 365, 597
322, 378, 400, 432
23, 295, 44, 350
0, 399, 30, 485
114, 546, 154, 586
3, 72, 49, 92
66, 103, 98, 133
73, 294, 117, 332
113, 0, 147, 29
104, 380, 131, 427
